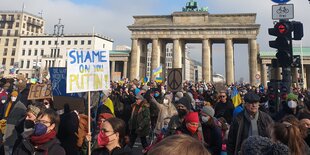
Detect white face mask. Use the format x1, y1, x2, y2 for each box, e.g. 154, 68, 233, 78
45, 104, 50, 109
162, 90, 166, 94
163, 99, 169, 105
201, 116, 210, 123
175, 97, 179, 101
288, 100, 297, 108
11, 97, 17, 102
163, 124, 168, 129
1, 100, 5, 104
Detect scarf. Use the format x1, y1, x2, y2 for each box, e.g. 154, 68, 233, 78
30, 130, 56, 146
244, 110, 259, 136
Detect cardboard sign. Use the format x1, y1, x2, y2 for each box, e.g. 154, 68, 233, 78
167, 68, 182, 92
28, 84, 52, 100
66, 50, 110, 93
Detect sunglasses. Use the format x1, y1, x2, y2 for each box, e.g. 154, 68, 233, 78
220, 96, 226, 98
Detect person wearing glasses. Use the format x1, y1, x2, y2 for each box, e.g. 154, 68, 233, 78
92, 117, 132, 155
13, 108, 65, 155
227, 92, 273, 155
214, 90, 235, 124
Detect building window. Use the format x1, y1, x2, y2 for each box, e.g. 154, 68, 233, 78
34, 49, 38, 56
42, 41, 45, 45
23, 23, 25, 28
23, 41, 26, 45
12, 48, 16, 56
74, 40, 78, 45
7, 23, 13, 29
2, 58, 6, 65
10, 58, 14, 66
103, 44, 105, 48
0, 23, 4, 29
20, 60, 24, 68
68, 40, 71, 45
26, 60, 30, 68
55, 41, 57, 45
30, 41, 33, 45
41, 49, 44, 56
81, 40, 84, 45
7, 30, 11, 36
5, 39, 9, 46
28, 49, 31, 56
14, 30, 18, 36
48, 41, 51, 45
88, 40, 91, 45
36, 41, 39, 45
15, 22, 19, 27
13, 39, 17, 46
61, 40, 64, 45
3, 48, 8, 56
22, 49, 25, 56
0, 30, 3, 35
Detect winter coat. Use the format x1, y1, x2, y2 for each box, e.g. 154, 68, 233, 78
3, 100, 27, 146
13, 136, 65, 155
128, 100, 151, 137
150, 95, 177, 134
227, 110, 273, 155
166, 115, 183, 136
201, 118, 222, 155
214, 100, 235, 124
92, 146, 132, 155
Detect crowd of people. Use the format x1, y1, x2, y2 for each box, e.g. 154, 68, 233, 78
1, 75, 310, 155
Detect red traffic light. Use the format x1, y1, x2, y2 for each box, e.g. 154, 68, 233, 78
275, 22, 290, 35
277, 24, 287, 34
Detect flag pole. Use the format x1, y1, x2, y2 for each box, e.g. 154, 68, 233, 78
88, 91, 91, 155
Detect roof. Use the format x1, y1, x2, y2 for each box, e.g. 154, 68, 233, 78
110, 50, 130, 55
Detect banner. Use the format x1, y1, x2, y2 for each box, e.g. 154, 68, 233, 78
152, 65, 162, 76
66, 50, 110, 93
49, 67, 82, 97
28, 84, 52, 100
155, 77, 163, 83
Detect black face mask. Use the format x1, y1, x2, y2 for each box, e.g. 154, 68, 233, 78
24, 120, 35, 129
177, 109, 187, 118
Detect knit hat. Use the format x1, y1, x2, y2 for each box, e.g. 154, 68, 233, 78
142, 85, 149, 91
136, 94, 144, 100
241, 136, 290, 155
177, 97, 192, 110
27, 105, 41, 117
175, 92, 183, 99
184, 112, 199, 123
244, 92, 260, 103
98, 113, 114, 120
11, 91, 18, 97
201, 106, 215, 117
287, 93, 298, 101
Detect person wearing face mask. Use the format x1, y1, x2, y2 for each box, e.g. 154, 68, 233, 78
166, 97, 192, 136
175, 112, 203, 141
92, 117, 132, 155
274, 93, 300, 121
200, 106, 222, 155
3, 91, 27, 155
150, 93, 177, 135
12, 103, 46, 153
13, 108, 65, 155
0, 95, 8, 119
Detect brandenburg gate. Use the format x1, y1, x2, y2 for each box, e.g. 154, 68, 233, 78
128, 11, 260, 85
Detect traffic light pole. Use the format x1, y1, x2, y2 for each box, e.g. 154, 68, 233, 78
281, 25, 293, 93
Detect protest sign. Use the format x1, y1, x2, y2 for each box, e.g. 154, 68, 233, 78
66, 50, 110, 93
28, 84, 52, 100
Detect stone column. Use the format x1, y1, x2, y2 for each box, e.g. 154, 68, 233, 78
225, 38, 234, 85
160, 41, 166, 81
111, 61, 115, 81
202, 39, 211, 82
123, 61, 127, 78
151, 39, 160, 81
306, 65, 310, 89
210, 43, 213, 82
130, 39, 140, 80
261, 63, 268, 88
249, 39, 258, 86
291, 67, 298, 84
173, 39, 182, 68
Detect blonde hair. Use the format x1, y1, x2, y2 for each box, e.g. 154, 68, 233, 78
148, 134, 210, 155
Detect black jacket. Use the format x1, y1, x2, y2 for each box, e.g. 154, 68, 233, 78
214, 100, 234, 124
92, 146, 132, 155
201, 118, 222, 155
13, 136, 65, 155
227, 110, 273, 155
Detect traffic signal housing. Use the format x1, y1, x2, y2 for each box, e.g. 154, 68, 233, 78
269, 21, 293, 67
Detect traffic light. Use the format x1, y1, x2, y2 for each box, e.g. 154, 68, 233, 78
292, 21, 304, 40
267, 80, 280, 113
269, 21, 293, 67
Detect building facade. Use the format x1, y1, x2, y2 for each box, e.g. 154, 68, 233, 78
18, 34, 113, 78
0, 11, 44, 77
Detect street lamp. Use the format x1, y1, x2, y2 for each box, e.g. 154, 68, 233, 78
53, 18, 64, 67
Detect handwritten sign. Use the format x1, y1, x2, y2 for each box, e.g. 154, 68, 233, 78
28, 84, 52, 100
66, 50, 110, 93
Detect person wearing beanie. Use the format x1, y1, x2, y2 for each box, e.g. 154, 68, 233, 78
228, 92, 273, 155
174, 92, 183, 102
166, 97, 192, 136
274, 93, 300, 121
175, 112, 203, 141
200, 105, 222, 155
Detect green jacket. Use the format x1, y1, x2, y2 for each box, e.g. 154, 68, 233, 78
129, 100, 151, 137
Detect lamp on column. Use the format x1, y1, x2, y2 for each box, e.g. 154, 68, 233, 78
53, 18, 64, 67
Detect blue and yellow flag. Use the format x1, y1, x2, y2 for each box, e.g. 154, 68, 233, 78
231, 86, 242, 107
152, 65, 162, 76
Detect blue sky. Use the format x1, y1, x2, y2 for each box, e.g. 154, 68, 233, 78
1, 0, 309, 82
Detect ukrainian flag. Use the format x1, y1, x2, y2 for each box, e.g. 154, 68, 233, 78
153, 65, 162, 76
231, 86, 242, 107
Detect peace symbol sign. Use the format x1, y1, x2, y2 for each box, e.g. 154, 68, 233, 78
167, 69, 182, 91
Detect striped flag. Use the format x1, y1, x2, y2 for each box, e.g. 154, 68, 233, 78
231, 86, 242, 107
152, 65, 162, 76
